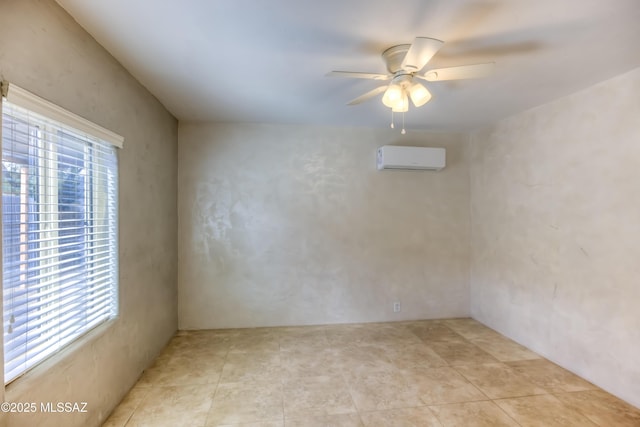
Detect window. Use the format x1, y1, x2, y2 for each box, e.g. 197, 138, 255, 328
1, 83, 122, 383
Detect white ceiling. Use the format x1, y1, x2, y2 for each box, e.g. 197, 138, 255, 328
56, 0, 640, 131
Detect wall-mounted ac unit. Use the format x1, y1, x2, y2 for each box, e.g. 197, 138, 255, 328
376, 145, 446, 171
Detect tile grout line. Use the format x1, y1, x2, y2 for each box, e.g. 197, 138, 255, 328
202, 338, 230, 427
278, 339, 285, 426
122, 386, 153, 427
329, 328, 364, 425
486, 399, 525, 427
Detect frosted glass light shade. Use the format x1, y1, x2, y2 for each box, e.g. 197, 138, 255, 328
382, 84, 403, 108
391, 92, 409, 112
409, 82, 432, 107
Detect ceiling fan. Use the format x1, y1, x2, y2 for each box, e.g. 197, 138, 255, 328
327, 37, 494, 132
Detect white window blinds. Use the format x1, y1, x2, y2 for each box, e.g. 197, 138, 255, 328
1, 83, 121, 383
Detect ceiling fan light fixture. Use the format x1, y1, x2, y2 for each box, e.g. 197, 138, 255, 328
382, 83, 403, 108
409, 82, 432, 107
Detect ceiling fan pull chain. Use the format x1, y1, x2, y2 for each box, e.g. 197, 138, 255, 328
390, 110, 395, 129
401, 111, 406, 135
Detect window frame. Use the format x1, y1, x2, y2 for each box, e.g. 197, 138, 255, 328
1, 82, 123, 384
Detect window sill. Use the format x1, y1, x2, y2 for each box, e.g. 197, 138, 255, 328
4, 316, 118, 399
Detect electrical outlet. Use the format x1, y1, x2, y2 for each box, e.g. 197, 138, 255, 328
393, 301, 401, 313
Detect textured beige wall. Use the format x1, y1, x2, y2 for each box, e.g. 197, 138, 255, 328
178, 123, 470, 329
0, 1, 178, 426
470, 67, 640, 407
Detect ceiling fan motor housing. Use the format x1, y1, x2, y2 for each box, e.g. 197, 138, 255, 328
382, 44, 411, 74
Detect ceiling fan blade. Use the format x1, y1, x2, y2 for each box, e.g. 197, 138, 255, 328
347, 86, 388, 105
326, 71, 390, 81
400, 37, 444, 72
421, 63, 495, 81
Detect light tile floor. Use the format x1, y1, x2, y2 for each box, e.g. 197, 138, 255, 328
103, 318, 640, 426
